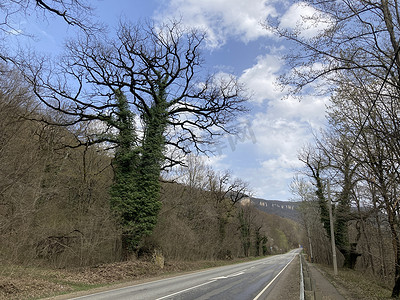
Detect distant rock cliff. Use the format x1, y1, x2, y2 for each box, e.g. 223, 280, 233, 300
250, 198, 301, 222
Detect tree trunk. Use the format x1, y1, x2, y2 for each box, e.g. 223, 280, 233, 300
391, 236, 400, 297
390, 215, 400, 297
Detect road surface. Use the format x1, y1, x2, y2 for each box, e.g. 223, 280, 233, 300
72, 249, 300, 300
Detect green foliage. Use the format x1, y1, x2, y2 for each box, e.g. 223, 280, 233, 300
315, 177, 330, 238
334, 159, 352, 268
335, 201, 349, 249
109, 89, 166, 254
274, 229, 289, 251
254, 226, 267, 256
109, 90, 141, 252
237, 207, 251, 257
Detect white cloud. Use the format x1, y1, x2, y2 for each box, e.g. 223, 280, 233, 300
236, 156, 300, 199
261, 155, 302, 175
197, 51, 330, 199
268, 95, 328, 130
155, 0, 277, 48
203, 154, 230, 170
252, 93, 328, 156
239, 54, 283, 103
154, 0, 331, 200
279, 2, 334, 39
205, 92, 328, 200
238, 93, 329, 199
252, 115, 308, 157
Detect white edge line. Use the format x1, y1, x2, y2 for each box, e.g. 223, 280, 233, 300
155, 279, 217, 300
70, 265, 225, 299
71, 253, 297, 300
72, 257, 271, 299
253, 254, 296, 300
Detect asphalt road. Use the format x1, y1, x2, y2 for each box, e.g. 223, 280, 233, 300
72, 249, 300, 300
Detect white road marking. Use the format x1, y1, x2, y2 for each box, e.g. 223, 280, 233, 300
227, 271, 245, 277
211, 270, 246, 280
253, 254, 297, 300
155, 280, 217, 300
211, 276, 228, 280
160, 268, 249, 298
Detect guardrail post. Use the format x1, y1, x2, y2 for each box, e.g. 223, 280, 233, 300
301, 253, 320, 300
300, 253, 305, 300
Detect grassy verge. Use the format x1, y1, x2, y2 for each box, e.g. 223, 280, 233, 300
316, 264, 392, 299
0, 256, 267, 300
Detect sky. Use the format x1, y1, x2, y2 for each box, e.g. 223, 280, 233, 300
5, 0, 329, 201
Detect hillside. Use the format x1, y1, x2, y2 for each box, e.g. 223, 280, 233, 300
250, 198, 301, 222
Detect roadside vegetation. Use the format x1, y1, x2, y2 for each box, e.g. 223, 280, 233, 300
0, 50, 300, 300
0, 65, 301, 262
317, 264, 393, 300
274, 1, 400, 297
2, 1, 400, 299
0, 2, 304, 298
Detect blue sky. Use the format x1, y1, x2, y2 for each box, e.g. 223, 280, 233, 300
5, 0, 329, 200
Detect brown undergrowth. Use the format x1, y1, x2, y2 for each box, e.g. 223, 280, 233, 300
316, 264, 392, 299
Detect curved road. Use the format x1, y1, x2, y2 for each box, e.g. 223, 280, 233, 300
72, 249, 300, 300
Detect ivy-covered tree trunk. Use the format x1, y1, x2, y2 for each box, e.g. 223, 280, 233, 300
238, 208, 251, 257
109, 88, 167, 257
254, 226, 262, 256
108, 90, 141, 257
335, 160, 352, 268
132, 84, 168, 250
315, 174, 330, 236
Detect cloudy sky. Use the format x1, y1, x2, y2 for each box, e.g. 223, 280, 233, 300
8, 0, 329, 200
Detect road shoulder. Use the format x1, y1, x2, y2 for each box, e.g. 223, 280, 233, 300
264, 254, 300, 300
307, 263, 346, 300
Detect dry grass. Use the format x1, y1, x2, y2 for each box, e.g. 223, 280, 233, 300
316, 264, 392, 299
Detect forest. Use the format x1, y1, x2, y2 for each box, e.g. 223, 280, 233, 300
2, 0, 400, 298
274, 0, 400, 298
0, 1, 301, 272
0, 77, 301, 266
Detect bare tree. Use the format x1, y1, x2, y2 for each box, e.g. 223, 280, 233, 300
0, 0, 95, 61
266, 0, 400, 99
17, 19, 248, 254
268, 1, 400, 295
321, 73, 400, 294
20, 19, 247, 164
290, 177, 326, 263
0, 0, 93, 32
298, 145, 331, 236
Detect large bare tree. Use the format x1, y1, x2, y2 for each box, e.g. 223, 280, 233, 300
21, 20, 247, 162
17, 19, 248, 255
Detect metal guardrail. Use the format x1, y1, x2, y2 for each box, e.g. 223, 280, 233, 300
300, 253, 321, 300
300, 253, 305, 300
